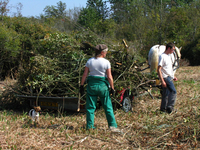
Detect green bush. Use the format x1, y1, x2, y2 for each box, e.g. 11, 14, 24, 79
0, 24, 20, 79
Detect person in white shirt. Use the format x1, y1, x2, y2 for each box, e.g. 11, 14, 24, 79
157, 42, 178, 114
80, 44, 118, 131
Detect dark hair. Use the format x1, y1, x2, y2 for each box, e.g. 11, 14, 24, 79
166, 42, 175, 50
94, 44, 108, 58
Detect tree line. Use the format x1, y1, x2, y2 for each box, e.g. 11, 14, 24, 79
0, 0, 200, 80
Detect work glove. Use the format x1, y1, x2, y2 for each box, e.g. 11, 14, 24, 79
80, 85, 84, 96
110, 88, 115, 96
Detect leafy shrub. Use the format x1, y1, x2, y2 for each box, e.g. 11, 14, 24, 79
17, 32, 90, 97
0, 24, 20, 79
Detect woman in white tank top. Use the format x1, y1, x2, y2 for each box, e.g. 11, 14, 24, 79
80, 44, 119, 132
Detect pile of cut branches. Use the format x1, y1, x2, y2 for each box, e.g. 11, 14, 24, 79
17, 50, 88, 97
2, 30, 157, 105
15, 44, 156, 99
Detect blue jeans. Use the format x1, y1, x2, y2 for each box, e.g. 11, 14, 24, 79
160, 76, 177, 111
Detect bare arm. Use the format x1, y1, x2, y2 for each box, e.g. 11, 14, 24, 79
80, 67, 89, 86
106, 68, 114, 90
157, 65, 167, 88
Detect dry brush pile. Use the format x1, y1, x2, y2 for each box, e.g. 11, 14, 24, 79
0, 36, 157, 109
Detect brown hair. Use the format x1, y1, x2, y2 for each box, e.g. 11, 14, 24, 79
166, 42, 175, 50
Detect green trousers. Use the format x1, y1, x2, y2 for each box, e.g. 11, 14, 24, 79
86, 76, 117, 129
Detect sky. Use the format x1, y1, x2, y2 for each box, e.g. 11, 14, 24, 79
8, 0, 87, 17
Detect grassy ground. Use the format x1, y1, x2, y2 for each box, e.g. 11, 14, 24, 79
0, 66, 199, 149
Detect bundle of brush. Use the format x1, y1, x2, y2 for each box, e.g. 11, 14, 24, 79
29, 106, 41, 123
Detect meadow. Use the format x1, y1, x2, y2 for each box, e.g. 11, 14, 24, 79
0, 66, 199, 149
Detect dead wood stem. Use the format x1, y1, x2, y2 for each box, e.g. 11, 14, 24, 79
78, 54, 85, 111
114, 68, 128, 83
66, 87, 77, 95
136, 80, 155, 88
111, 97, 122, 106
148, 142, 166, 150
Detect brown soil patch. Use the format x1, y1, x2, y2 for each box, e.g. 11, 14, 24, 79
176, 66, 200, 81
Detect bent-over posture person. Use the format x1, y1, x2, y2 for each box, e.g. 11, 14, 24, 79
80, 44, 119, 131
157, 42, 178, 114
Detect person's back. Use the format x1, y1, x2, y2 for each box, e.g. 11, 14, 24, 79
86, 57, 110, 77
80, 44, 118, 131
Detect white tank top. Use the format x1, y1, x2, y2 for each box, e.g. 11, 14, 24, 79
86, 57, 111, 77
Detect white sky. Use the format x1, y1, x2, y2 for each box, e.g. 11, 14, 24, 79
8, 0, 87, 17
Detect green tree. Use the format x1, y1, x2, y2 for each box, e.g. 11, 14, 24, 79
163, 7, 189, 45
182, 34, 200, 65
0, 24, 20, 79
0, 0, 9, 16
109, 0, 133, 24
184, 0, 200, 41
86, 0, 109, 20
78, 0, 109, 30
43, 1, 67, 18
0, 16, 54, 79
108, 0, 150, 43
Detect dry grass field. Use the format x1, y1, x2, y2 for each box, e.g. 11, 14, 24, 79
0, 66, 199, 149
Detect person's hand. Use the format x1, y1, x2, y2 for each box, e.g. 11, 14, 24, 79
173, 77, 178, 81
161, 81, 167, 88
110, 88, 115, 96
80, 85, 84, 96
